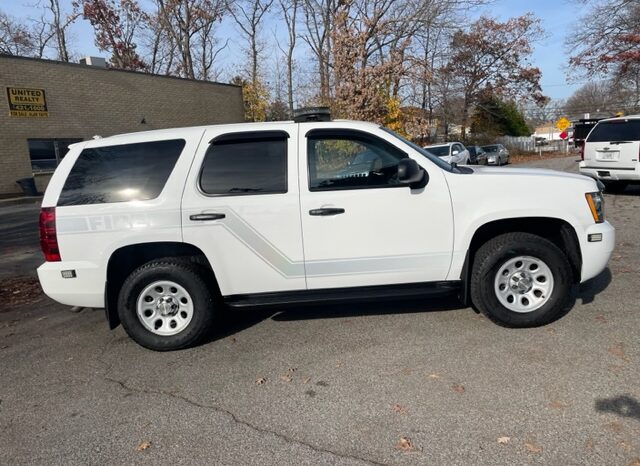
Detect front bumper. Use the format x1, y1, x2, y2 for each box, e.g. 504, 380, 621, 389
580, 221, 615, 283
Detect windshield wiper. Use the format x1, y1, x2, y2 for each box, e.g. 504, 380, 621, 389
610, 141, 632, 145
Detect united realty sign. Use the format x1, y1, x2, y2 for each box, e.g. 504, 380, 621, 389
6, 87, 48, 117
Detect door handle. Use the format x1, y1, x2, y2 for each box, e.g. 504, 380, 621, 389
309, 208, 345, 216
189, 213, 226, 221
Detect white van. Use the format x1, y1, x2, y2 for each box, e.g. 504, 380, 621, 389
579, 115, 640, 192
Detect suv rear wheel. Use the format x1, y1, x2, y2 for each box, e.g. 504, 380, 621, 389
470, 232, 573, 327
117, 259, 215, 351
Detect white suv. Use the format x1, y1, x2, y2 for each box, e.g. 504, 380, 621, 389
579, 115, 640, 192
38, 111, 615, 350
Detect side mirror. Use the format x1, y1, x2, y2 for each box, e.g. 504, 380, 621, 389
398, 158, 428, 189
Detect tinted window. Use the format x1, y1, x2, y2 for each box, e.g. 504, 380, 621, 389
482, 145, 498, 152
308, 130, 407, 191
587, 120, 640, 142
200, 133, 287, 195
58, 139, 185, 206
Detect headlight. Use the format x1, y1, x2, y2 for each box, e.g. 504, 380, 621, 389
585, 192, 604, 223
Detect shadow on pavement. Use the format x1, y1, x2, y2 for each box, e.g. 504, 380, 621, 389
577, 268, 612, 305
595, 395, 640, 421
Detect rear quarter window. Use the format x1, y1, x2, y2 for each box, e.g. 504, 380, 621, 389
57, 139, 185, 206
587, 120, 640, 143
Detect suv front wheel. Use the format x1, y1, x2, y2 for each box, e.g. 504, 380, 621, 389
470, 232, 573, 327
117, 259, 215, 351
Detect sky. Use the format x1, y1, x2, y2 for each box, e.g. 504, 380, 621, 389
0, 0, 593, 101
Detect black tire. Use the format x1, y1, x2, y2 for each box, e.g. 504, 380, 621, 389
117, 259, 216, 351
470, 232, 573, 328
602, 181, 628, 193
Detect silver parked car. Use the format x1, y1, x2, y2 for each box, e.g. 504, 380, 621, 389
424, 142, 470, 165
481, 144, 509, 165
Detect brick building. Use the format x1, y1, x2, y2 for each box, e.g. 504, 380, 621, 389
0, 55, 244, 195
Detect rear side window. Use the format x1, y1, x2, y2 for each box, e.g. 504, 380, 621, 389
587, 120, 640, 142
58, 139, 185, 206
199, 132, 288, 195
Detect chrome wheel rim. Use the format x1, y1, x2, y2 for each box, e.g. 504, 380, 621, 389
136, 280, 193, 336
494, 256, 554, 313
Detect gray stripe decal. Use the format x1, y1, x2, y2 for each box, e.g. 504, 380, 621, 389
188, 207, 439, 279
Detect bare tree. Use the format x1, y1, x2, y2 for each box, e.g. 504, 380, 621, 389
154, 0, 226, 79
227, 0, 274, 87
0, 11, 37, 56
301, 0, 337, 103
568, 0, 640, 80
47, 0, 74, 61
276, 0, 299, 113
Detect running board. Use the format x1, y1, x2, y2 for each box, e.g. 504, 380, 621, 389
224, 281, 462, 308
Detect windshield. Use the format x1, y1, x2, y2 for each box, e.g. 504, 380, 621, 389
482, 145, 499, 152
587, 120, 640, 142
380, 127, 455, 172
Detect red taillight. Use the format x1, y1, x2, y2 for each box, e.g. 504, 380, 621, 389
39, 207, 61, 262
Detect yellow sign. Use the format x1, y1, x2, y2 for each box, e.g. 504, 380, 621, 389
555, 117, 570, 132
6, 87, 48, 117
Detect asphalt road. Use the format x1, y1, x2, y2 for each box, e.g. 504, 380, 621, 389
1, 158, 639, 465
0, 200, 41, 279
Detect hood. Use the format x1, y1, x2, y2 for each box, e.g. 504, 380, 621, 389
469, 165, 593, 183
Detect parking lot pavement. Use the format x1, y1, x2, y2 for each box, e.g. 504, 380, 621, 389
0, 199, 41, 279
1, 158, 639, 465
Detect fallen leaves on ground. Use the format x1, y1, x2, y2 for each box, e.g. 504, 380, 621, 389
524, 441, 543, 453
544, 327, 556, 334
548, 400, 568, 410
395, 437, 414, 451
392, 404, 408, 415
618, 441, 632, 452
627, 458, 640, 466
452, 384, 465, 393
497, 436, 510, 444
608, 342, 631, 362
136, 441, 151, 451
585, 438, 594, 450
302, 377, 311, 384
428, 373, 442, 379
255, 377, 267, 385
595, 315, 607, 324
280, 374, 292, 383
0, 276, 43, 310
606, 421, 623, 433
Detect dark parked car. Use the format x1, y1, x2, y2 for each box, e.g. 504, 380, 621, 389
467, 145, 488, 165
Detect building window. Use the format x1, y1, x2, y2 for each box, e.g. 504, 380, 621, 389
28, 138, 83, 173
